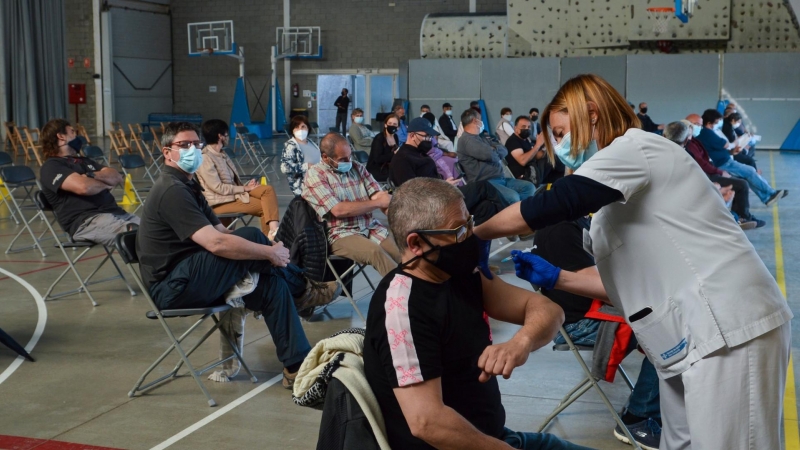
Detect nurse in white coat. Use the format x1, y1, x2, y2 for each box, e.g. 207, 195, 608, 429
474, 74, 792, 450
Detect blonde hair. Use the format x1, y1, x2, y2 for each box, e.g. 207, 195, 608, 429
542, 74, 641, 165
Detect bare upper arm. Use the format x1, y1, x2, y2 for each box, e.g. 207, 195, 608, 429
393, 378, 446, 434
480, 273, 559, 325
59, 172, 91, 195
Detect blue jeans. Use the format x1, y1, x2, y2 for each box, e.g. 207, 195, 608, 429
718, 158, 775, 204
502, 428, 595, 449
488, 177, 536, 204
149, 227, 311, 369
555, 319, 661, 420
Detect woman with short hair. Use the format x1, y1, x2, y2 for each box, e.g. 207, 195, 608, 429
280, 115, 321, 196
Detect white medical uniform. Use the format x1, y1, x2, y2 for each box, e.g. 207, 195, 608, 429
575, 128, 792, 449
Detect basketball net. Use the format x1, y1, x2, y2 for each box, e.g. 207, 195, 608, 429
199, 47, 215, 57
647, 7, 675, 36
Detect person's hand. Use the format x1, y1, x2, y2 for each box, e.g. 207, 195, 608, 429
477, 337, 531, 382
732, 146, 742, 155
372, 190, 392, 209
511, 250, 561, 290
658, 124, 665, 130
721, 171, 732, 178
243, 179, 258, 192
445, 177, 461, 186
477, 238, 493, 280
266, 241, 290, 267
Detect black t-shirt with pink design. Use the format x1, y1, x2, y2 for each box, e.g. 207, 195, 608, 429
364, 269, 505, 449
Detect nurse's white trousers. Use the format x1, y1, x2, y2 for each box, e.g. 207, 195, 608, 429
659, 322, 791, 450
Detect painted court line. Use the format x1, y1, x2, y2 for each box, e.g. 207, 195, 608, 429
0, 434, 123, 450
149, 374, 283, 450
0, 267, 47, 386
770, 152, 800, 450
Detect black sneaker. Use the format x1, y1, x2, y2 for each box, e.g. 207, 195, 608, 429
766, 190, 787, 207
613, 418, 661, 450
747, 215, 767, 229
738, 219, 757, 231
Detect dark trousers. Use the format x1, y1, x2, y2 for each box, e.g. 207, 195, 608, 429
709, 174, 752, 220
531, 157, 565, 186
149, 227, 311, 368
459, 180, 511, 226
335, 112, 347, 134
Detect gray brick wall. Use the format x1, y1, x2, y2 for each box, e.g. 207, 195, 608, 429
171, 0, 507, 124
65, 0, 97, 137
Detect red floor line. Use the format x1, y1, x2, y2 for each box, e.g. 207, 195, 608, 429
1, 260, 65, 265
0, 254, 108, 282
0, 434, 123, 450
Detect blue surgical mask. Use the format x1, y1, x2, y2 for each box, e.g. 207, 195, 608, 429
329, 158, 352, 173
713, 120, 723, 131
553, 131, 599, 171
692, 124, 702, 138
354, 117, 364, 124
477, 121, 485, 134
175, 145, 203, 173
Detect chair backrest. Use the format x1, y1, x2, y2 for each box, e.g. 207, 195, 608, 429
115, 230, 139, 264
141, 131, 155, 142
119, 154, 146, 169
0, 151, 13, 166
78, 136, 88, 147
235, 126, 249, 135
353, 150, 369, 164
34, 190, 53, 212
223, 147, 237, 159
83, 145, 105, 159
0, 165, 36, 184
246, 133, 260, 143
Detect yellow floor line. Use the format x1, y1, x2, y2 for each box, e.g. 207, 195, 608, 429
770, 151, 800, 449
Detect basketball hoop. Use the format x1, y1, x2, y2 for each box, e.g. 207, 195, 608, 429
198, 47, 215, 57
647, 7, 675, 36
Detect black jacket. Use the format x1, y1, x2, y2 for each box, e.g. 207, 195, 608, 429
367, 133, 396, 182
438, 113, 458, 141
275, 196, 328, 282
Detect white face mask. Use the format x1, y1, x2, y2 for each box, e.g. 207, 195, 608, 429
476, 121, 485, 134
294, 129, 309, 141
445, 110, 453, 116
503, 114, 512, 122
354, 116, 364, 124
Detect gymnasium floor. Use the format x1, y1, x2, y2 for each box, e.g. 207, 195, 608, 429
0, 141, 797, 450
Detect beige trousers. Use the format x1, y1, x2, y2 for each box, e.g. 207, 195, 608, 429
330, 233, 401, 277
212, 185, 280, 234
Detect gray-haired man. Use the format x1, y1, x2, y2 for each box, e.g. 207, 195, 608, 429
363, 177, 591, 450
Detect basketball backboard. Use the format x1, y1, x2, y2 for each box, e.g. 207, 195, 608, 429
276, 27, 322, 59
188, 20, 235, 56
675, 0, 696, 23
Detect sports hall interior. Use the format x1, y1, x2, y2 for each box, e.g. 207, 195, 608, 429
1, 0, 799, 449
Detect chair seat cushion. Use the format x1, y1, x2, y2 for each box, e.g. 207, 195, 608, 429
146, 304, 231, 319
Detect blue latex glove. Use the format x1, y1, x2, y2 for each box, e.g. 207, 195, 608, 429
477, 238, 493, 279
511, 250, 561, 290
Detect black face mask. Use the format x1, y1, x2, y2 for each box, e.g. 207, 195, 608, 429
519, 129, 531, 139
640, 107, 648, 114
530, 115, 538, 122
386, 125, 398, 134
418, 140, 433, 153
401, 233, 480, 278
68, 137, 83, 153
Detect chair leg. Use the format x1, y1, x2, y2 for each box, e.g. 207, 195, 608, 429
325, 259, 365, 321
105, 249, 137, 296
213, 313, 258, 383
618, 365, 635, 391
43, 247, 95, 302
5, 193, 46, 257
157, 316, 217, 406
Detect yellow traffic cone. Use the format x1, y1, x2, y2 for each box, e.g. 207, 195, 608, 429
118, 174, 140, 205
261, 176, 268, 186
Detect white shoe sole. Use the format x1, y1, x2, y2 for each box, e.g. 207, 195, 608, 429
613, 427, 660, 450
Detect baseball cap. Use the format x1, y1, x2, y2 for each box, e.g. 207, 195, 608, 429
442, 102, 453, 108
407, 117, 440, 136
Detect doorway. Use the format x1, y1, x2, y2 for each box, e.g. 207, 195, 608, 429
316, 74, 396, 132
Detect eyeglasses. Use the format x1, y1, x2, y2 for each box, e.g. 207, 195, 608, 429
168, 140, 205, 149
412, 215, 474, 243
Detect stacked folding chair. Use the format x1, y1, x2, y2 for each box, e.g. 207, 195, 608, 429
75, 123, 92, 145
4, 122, 20, 157
140, 131, 163, 177
19, 127, 43, 166
1, 166, 48, 257
246, 133, 279, 181
537, 325, 641, 450
34, 192, 136, 307
114, 231, 257, 406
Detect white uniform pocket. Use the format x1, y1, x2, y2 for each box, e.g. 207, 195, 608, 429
629, 298, 694, 371
588, 214, 623, 262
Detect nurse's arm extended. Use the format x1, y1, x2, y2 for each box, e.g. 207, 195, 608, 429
474, 174, 623, 240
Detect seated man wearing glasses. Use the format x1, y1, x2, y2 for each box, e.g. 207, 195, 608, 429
364, 177, 591, 450
136, 122, 341, 389
39, 118, 138, 247
302, 132, 401, 277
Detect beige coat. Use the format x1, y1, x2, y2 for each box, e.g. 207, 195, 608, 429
196, 147, 249, 206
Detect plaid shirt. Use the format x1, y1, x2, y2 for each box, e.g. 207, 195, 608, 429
301, 160, 388, 243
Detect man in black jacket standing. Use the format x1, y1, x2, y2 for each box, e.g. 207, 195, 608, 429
334, 88, 351, 135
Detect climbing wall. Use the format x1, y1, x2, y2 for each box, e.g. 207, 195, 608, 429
420, 13, 507, 59
504, 0, 800, 57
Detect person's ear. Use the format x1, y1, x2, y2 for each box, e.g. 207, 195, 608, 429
406, 233, 426, 257
586, 101, 599, 125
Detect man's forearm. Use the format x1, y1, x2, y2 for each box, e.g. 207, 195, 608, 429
415, 406, 511, 450
95, 169, 123, 187
210, 233, 273, 260
474, 203, 532, 240
330, 199, 377, 218
81, 177, 115, 195
516, 293, 564, 353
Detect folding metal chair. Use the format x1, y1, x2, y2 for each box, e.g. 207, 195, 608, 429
352, 150, 369, 165
223, 146, 246, 175
2, 166, 47, 256
140, 131, 163, 176
114, 231, 257, 406
537, 324, 641, 449
83, 145, 109, 167
34, 191, 136, 306
234, 126, 256, 165
323, 255, 376, 322
247, 133, 279, 180
118, 154, 151, 212
0, 151, 19, 224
